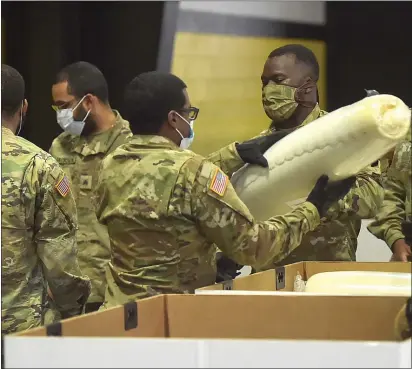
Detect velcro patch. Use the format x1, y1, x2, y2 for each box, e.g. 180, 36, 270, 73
209, 168, 229, 197
55, 175, 70, 197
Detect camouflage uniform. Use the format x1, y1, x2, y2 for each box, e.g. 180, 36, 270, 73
207, 142, 245, 177
367, 141, 411, 248
49, 111, 132, 305
1, 126, 91, 335
95, 135, 321, 307
256, 100, 384, 265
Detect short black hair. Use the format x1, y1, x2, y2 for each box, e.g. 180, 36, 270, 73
268, 44, 320, 81
123, 71, 187, 135
1, 64, 25, 119
55, 61, 109, 103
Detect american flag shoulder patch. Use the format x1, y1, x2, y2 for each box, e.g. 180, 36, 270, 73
55, 175, 70, 197
209, 168, 229, 197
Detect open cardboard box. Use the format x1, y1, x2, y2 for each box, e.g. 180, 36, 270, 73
4, 293, 412, 368
197, 261, 412, 292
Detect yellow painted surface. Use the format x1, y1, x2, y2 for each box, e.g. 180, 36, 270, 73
171, 32, 326, 156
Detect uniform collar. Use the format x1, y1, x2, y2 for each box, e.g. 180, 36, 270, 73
62, 110, 131, 156
1, 126, 14, 136
127, 134, 180, 150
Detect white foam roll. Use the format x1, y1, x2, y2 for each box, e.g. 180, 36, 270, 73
304, 271, 412, 296
231, 94, 411, 219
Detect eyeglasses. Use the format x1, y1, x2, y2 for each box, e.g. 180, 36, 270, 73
180, 106, 199, 120
51, 99, 76, 112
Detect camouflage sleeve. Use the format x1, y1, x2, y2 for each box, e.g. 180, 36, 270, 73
188, 159, 320, 270
206, 142, 245, 178
367, 175, 406, 247
367, 141, 411, 247
27, 153, 91, 318
326, 165, 384, 220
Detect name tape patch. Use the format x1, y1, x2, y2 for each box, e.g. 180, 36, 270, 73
55, 175, 70, 197
209, 168, 229, 196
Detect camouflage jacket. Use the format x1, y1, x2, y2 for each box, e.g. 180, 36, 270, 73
206, 142, 245, 178
49, 111, 132, 303
257, 105, 384, 264
95, 135, 320, 307
368, 140, 412, 248
1, 126, 90, 335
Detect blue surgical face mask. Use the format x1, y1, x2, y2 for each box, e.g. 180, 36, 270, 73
175, 112, 195, 149
56, 96, 91, 136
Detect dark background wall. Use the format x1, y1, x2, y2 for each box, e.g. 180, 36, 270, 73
326, 1, 412, 110
2, 1, 411, 151
2, 1, 173, 150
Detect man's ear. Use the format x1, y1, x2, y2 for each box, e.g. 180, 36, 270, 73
303, 77, 317, 94
167, 110, 178, 129
22, 99, 29, 115
83, 94, 96, 111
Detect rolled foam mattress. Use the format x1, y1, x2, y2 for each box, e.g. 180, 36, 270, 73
231, 94, 411, 219
304, 271, 412, 296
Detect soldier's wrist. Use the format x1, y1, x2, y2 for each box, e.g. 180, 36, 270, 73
388, 234, 406, 251
391, 238, 408, 253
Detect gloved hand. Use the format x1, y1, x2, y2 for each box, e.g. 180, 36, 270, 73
306, 175, 356, 217
216, 252, 242, 283
235, 129, 294, 167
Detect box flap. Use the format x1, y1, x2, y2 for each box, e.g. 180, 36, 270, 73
165, 294, 407, 341
15, 295, 167, 338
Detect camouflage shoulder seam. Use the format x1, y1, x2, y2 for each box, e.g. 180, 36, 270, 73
32, 151, 66, 186
173, 153, 206, 192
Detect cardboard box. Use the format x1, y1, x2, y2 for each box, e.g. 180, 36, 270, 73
197, 261, 412, 292
4, 294, 411, 368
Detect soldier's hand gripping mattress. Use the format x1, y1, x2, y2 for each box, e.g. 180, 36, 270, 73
231, 94, 411, 219
304, 271, 412, 296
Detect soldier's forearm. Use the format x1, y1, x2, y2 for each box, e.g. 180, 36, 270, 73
253, 202, 320, 271
367, 187, 407, 246
327, 173, 384, 221
206, 143, 245, 178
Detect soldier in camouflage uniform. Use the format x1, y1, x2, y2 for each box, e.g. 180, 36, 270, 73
1, 64, 91, 335
49, 62, 132, 313
368, 140, 412, 261
255, 44, 384, 266
94, 71, 354, 307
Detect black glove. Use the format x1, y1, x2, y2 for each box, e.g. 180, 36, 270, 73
402, 221, 412, 246
216, 252, 242, 283
235, 129, 294, 168
365, 89, 380, 97
306, 175, 356, 217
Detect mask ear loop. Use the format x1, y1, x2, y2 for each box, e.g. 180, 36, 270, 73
72, 95, 91, 122
72, 95, 87, 112
82, 109, 91, 122
173, 111, 190, 143
16, 101, 23, 136
294, 80, 318, 108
